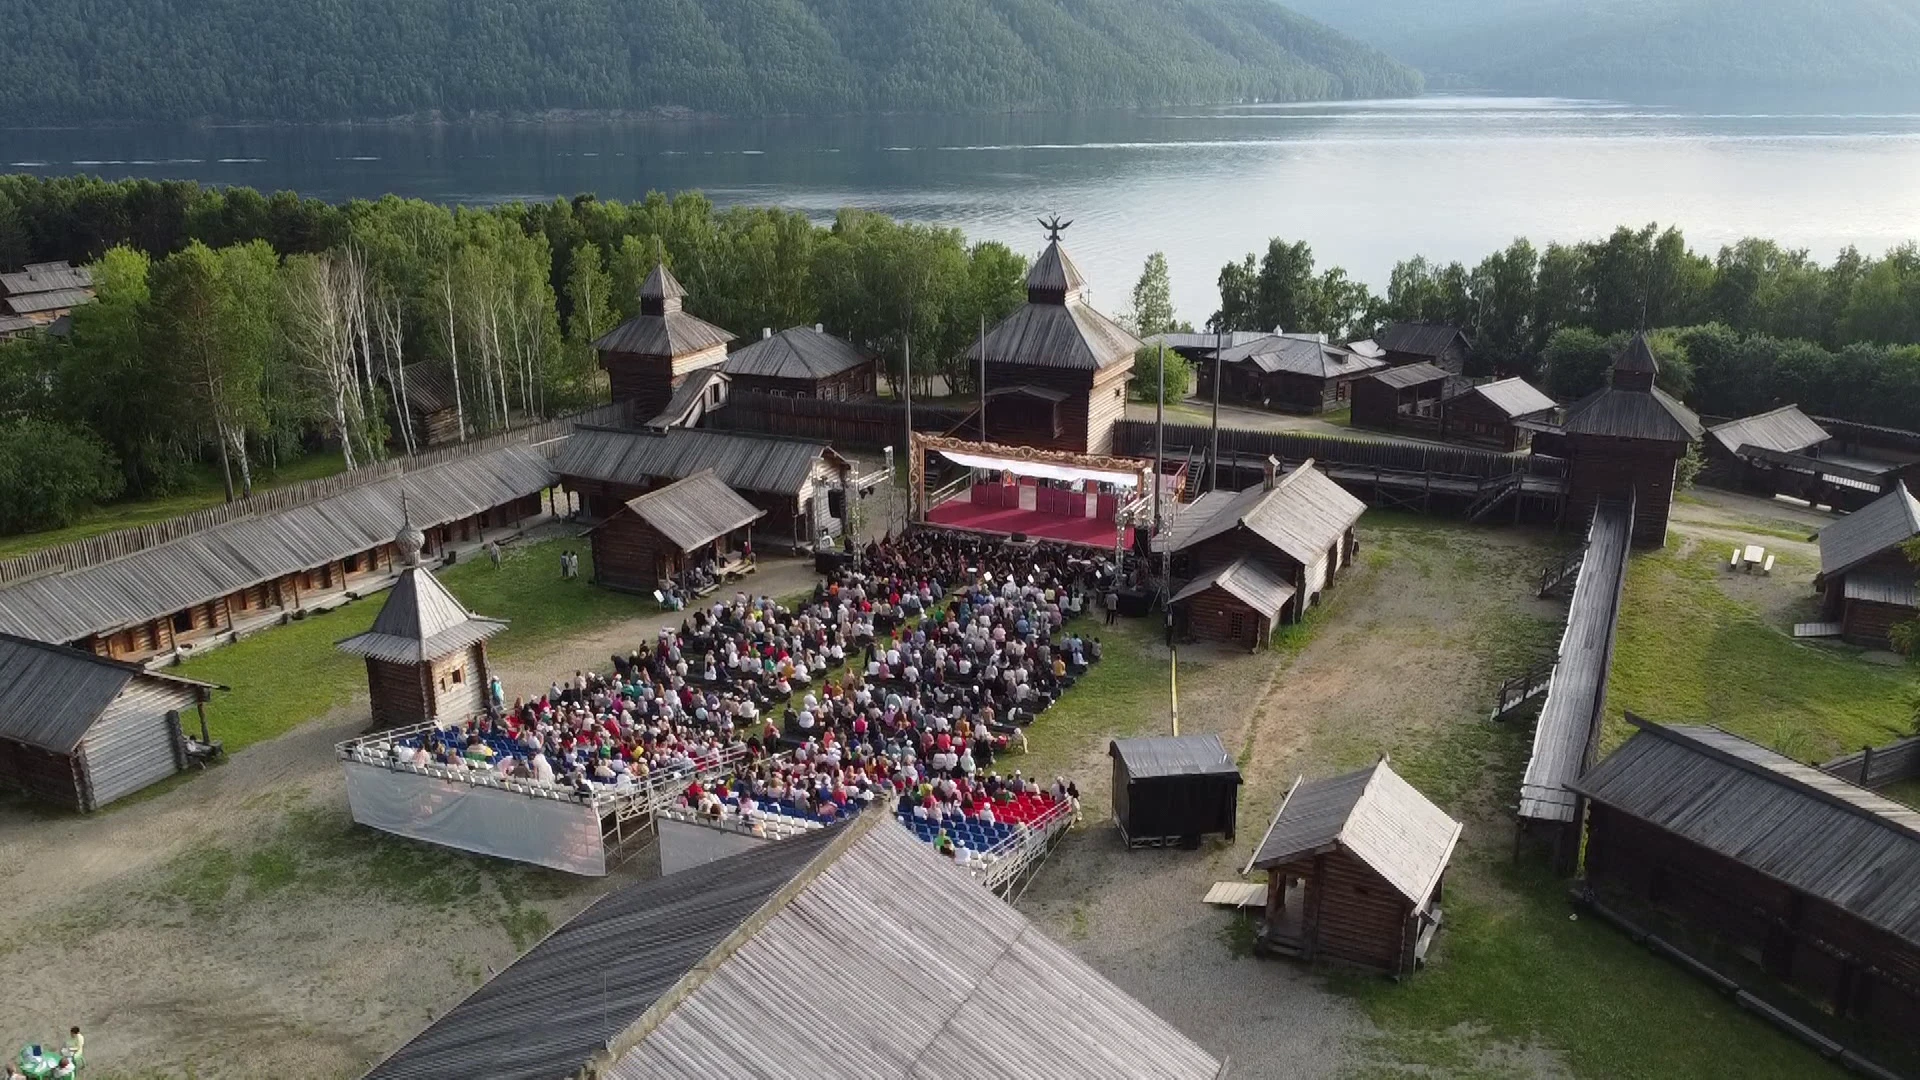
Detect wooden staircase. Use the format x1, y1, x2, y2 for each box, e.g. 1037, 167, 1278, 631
1537, 544, 1587, 598
1490, 658, 1557, 721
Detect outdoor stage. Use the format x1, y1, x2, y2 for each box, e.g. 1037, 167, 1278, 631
927, 494, 1134, 548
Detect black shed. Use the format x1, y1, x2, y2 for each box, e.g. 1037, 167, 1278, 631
1109, 733, 1243, 847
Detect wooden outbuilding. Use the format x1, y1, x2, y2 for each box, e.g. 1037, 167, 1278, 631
1442, 377, 1557, 451
1558, 333, 1702, 547
1814, 482, 1920, 647
1248, 758, 1461, 975
0, 632, 221, 811
336, 522, 506, 729
1195, 332, 1387, 415
722, 325, 876, 400
1351, 362, 1451, 436
968, 225, 1140, 455
387, 362, 464, 447
1379, 321, 1470, 374
593, 263, 735, 422
1, 260, 95, 329
554, 425, 852, 550
1109, 733, 1243, 846
590, 470, 764, 595
1575, 716, 1920, 1043
1698, 405, 1900, 508
1159, 458, 1367, 644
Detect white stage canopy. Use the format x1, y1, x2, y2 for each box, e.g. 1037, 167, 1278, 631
938, 448, 1140, 489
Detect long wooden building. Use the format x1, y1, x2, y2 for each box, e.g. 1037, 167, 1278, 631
1195, 332, 1388, 415
1575, 717, 1920, 1045
1814, 482, 1920, 648
967, 227, 1140, 455
554, 425, 850, 550
0, 260, 94, 332
1249, 759, 1461, 976
0, 444, 551, 662
0, 632, 221, 811
589, 470, 764, 595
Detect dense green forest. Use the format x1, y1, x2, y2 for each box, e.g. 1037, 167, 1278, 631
1283, 0, 1920, 99
0, 175, 1029, 533
0, 0, 1419, 125
1208, 223, 1920, 430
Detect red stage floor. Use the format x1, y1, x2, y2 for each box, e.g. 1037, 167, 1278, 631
926, 500, 1133, 549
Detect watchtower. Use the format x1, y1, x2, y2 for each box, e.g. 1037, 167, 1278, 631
1560, 333, 1702, 546
593, 263, 734, 422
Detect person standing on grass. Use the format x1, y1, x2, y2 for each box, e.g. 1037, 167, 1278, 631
487, 540, 502, 569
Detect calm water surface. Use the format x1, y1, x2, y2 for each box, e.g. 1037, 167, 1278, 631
6, 97, 1920, 321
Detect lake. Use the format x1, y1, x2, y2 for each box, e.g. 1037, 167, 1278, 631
6, 96, 1920, 322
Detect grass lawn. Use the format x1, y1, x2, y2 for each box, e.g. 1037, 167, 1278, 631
1882, 776, 1920, 809
1020, 614, 1175, 781
0, 450, 350, 558
1607, 546, 1916, 761
173, 538, 651, 754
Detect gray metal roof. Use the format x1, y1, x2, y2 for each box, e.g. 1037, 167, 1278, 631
1707, 405, 1830, 456
1843, 570, 1917, 608
1561, 384, 1703, 442
969, 298, 1143, 371
1249, 760, 1461, 907
4, 287, 93, 315
721, 326, 872, 381
1110, 733, 1241, 780
591, 308, 734, 358
617, 470, 765, 551
1160, 461, 1367, 566
1169, 556, 1296, 621
0, 632, 217, 753
372, 815, 1222, 1080
1818, 482, 1920, 577
1574, 717, 1920, 946
1380, 322, 1468, 358
1370, 361, 1450, 389
1221, 333, 1387, 380
0, 445, 552, 645
1466, 377, 1557, 419
335, 565, 506, 664
364, 826, 841, 1080
553, 426, 844, 497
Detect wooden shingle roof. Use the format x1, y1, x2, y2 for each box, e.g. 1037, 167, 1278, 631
1026, 238, 1087, 298
1249, 759, 1461, 907
553, 426, 846, 497
1370, 362, 1450, 390
1169, 556, 1296, 621
1159, 460, 1367, 566
1222, 333, 1387, 380
1465, 377, 1557, 419
1561, 384, 1702, 442
592, 308, 734, 359
335, 565, 506, 664
616, 469, 765, 551
1817, 481, 1920, 577
968, 299, 1142, 372
0, 632, 218, 753
1380, 322, 1468, 358
1706, 405, 1830, 457
722, 326, 872, 381
1574, 716, 1920, 946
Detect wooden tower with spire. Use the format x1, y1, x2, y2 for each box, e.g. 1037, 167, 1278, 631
1559, 332, 1703, 546
592, 262, 735, 423
336, 512, 508, 728
966, 217, 1142, 454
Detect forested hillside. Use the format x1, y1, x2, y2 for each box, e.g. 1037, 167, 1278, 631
0, 0, 1419, 125
1283, 0, 1920, 99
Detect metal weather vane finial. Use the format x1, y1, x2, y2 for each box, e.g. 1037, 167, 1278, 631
1038, 215, 1073, 242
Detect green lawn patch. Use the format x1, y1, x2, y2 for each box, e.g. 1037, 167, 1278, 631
0, 450, 349, 558
1607, 547, 1915, 760
1020, 615, 1174, 781
174, 539, 652, 753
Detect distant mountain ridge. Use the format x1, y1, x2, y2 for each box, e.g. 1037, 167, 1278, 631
1283, 0, 1920, 100
0, 0, 1421, 125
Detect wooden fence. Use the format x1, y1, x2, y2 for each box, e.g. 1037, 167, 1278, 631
705, 392, 969, 450
1112, 420, 1567, 480
0, 401, 627, 586
1820, 735, 1920, 790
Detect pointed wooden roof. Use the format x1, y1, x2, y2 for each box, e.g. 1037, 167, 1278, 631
336, 565, 506, 664
1026, 239, 1087, 301
1615, 332, 1660, 374
638, 262, 688, 308
594, 263, 734, 359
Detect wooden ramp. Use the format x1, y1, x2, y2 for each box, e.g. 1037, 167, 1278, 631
1202, 881, 1267, 909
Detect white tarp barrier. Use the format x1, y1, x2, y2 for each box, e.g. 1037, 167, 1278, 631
342, 760, 610, 876
937, 448, 1140, 488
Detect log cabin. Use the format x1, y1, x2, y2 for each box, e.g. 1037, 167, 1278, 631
1194, 332, 1388, 415
1350, 362, 1451, 436
335, 521, 506, 730
1574, 716, 1920, 1046
589, 470, 764, 595
593, 262, 734, 422
387, 361, 464, 447
0, 632, 221, 811
0, 260, 94, 330
1378, 321, 1471, 374
1558, 333, 1703, 547
1248, 759, 1461, 976
722, 325, 877, 400
1442, 377, 1557, 452
967, 227, 1140, 455
1813, 482, 1920, 648
1159, 457, 1366, 648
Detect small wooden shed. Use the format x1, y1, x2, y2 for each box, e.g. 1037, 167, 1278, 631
1351, 362, 1450, 435
1814, 482, 1920, 648
1248, 759, 1461, 975
590, 469, 765, 595
1109, 733, 1243, 847
1442, 377, 1557, 451
337, 522, 506, 729
0, 632, 221, 811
